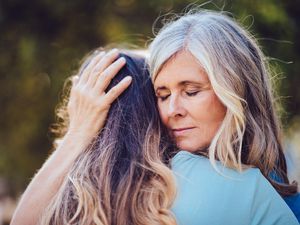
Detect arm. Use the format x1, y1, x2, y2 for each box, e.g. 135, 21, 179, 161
11, 49, 132, 225
10, 131, 91, 225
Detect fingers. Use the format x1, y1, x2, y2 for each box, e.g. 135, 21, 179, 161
93, 57, 126, 93
78, 51, 105, 85
69, 75, 79, 98
86, 49, 120, 87
104, 76, 132, 105
75, 48, 131, 107
72, 75, 79, 86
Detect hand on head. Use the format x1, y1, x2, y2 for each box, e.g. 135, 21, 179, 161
66, 49, 132, 142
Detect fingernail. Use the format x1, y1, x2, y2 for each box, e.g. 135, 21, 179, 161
119, 57, 126, 63
124, 76, 132, 82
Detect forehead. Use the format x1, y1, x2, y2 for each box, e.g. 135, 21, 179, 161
154, 50, 209, 87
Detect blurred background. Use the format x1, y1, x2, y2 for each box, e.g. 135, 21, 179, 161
0, 0, 299, 223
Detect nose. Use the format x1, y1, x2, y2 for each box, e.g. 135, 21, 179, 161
167, 94, 186, 118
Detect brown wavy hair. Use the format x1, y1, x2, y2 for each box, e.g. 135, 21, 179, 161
40, 51, 177, 225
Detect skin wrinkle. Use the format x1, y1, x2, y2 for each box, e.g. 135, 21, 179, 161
149, 11, 297, 196
154, 50, 226, 152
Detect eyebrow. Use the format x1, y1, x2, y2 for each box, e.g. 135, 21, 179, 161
179, 80, 203, 86
155, 80, 203, 91
155, 86, 168, 92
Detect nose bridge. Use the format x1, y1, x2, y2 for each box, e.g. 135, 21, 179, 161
168, 93, 184, 117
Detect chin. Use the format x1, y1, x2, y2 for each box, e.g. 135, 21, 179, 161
176, 140, 208, 153
176, 142, 199, 152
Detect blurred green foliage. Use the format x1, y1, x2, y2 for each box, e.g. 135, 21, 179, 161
0, 0, 300, 195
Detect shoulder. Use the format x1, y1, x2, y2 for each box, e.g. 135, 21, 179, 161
171, 151, 265, 201
171, 151, 299, 225
171, 150, 261, 184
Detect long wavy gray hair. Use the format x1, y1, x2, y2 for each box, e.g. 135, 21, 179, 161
149, 10, 297, 196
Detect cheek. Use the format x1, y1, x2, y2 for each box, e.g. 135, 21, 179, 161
193, 92, 226, 123
209, 95, 226, 121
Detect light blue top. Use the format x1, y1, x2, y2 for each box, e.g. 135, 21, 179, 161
171, 151, 299, 225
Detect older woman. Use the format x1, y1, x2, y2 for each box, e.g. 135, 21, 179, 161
149, 10, 299, 224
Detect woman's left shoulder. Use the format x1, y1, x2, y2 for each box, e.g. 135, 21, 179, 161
171, 150, 261, 183
171, 150, 299, 225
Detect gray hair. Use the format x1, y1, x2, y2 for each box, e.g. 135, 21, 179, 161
149, 10, 297, 196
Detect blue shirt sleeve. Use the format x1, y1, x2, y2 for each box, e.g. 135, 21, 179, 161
284, 193, 300, 223
171, 151, 299, 225
269, 170, 300, 222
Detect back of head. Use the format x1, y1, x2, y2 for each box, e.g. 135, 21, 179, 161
42, 51, 176, 225
149, 10, 297, 196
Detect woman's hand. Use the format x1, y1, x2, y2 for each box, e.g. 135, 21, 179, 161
10, 49, 132, 225
67, 49, 132, 142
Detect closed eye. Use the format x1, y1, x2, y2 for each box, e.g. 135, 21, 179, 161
186, 91, 199, 96
157, 95, 170, 101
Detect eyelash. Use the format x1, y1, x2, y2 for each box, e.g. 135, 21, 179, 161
186, 91, 199, 96
157, 91, 199, 101
158, 95, 170, 101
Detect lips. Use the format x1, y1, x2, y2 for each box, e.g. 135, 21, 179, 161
171, 127, 195, 136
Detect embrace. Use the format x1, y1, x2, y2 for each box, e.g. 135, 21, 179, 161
11, 9, 300, 225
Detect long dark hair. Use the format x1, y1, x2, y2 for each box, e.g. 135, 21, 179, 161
41, 51, 177, 225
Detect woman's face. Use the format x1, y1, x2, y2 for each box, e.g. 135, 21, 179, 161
154, 51, 226, 152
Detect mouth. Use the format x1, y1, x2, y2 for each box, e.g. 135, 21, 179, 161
171, 127, 195, 136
